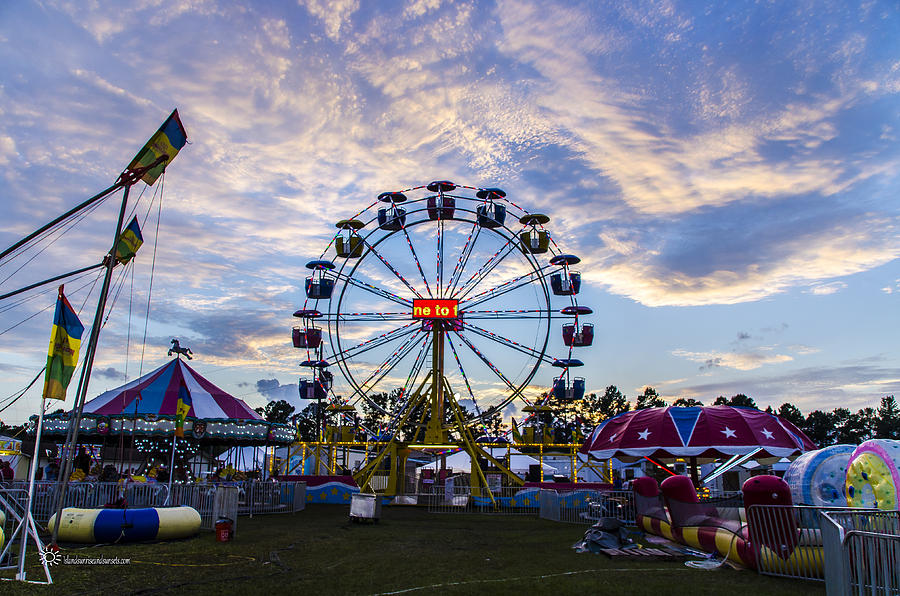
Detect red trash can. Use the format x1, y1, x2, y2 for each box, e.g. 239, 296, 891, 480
215, 517, 234, 542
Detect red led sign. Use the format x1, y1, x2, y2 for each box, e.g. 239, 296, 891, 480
412, 299, 459, 319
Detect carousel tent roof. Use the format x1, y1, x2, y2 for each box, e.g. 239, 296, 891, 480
84, 358, 261, 420
579, 405, 816, 461
34, 358, 295, 445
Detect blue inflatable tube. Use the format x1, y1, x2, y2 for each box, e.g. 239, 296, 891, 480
48, 506, 201, 543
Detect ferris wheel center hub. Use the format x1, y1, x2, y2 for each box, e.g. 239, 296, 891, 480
412, 298, 459, 319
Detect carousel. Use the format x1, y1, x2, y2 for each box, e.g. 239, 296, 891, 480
31, 357, 295, 479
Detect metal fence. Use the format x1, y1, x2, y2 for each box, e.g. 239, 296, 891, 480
745, 504, 836, 581
1, 480, 306, 531
538, 489, 636, 525
822, 509, 900, 596
425, 483, 541, 515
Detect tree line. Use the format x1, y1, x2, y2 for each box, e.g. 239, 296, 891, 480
255, 387, 900, 447
574, 386, 900, 446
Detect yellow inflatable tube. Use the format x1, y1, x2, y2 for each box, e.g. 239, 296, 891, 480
48, 507, 201, 543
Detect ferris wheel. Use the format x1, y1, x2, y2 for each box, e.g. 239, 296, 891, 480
292, 181, 593, 443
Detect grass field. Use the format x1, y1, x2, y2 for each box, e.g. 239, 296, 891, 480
2, 506, 825, 595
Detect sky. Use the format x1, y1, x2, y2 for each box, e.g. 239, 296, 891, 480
0, 0, 898, 428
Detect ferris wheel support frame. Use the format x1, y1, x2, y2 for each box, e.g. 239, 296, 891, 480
353, 367, 526, 499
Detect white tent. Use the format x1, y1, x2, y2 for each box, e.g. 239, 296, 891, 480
418, 448, 557, 475
218, 445, 267, 471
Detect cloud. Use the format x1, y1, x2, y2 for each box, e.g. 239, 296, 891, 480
256, 378, 299, 404
673, 348, 793, 371
805, 281, 847, 295
300, 0, 360, 40
0, 136, 16, 165
94, 367, 126, 381
673, 361, 900, 414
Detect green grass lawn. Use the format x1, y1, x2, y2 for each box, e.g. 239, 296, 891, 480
2, 506, 824, 596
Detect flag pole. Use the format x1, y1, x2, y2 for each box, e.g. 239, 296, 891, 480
15, 399, 52, 582
50, 181, 133, 547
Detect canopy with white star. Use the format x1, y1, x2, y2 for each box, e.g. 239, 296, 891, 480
580, 406, 816, 461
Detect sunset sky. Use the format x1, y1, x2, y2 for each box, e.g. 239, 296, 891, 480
1, 0, 898, 427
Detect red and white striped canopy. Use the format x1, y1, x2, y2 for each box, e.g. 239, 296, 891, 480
579, 406, 816, 460
84, 358, 261, 420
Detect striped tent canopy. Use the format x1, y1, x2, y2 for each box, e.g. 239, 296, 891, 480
579, 406, 816, 461
84, 358, 260, 419
37, 359, 294, 445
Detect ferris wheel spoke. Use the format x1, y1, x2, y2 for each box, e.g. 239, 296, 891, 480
343, 329, 426, 404
454, 237, 523, 302
444, 333, 484, 419
445, 222, 481, 298
331, 322, 420, 361
328, 312, 413, 322
363, 334, 431, 437
397, 224, 434, 298
383, 334, 432, 431
359, 239, 427, 300
460, 309, 562, 320
459, 322, 556, 365
453, 331, 520, 396
436, 217, 444, 297
458, 264, 556, 310
331, 270, 413, 308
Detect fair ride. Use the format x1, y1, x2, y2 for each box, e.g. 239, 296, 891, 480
0, 111, 198, 583
288, 182, 594, 503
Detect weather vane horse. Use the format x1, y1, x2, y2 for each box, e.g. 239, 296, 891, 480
168, 338, 193, 360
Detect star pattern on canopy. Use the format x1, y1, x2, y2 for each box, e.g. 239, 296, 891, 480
579, 405, 817, 460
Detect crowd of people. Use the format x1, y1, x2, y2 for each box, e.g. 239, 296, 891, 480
1, 446, 266, 486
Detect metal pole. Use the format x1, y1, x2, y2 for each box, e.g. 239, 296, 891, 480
0, 156, 165, 263
0, 181, 124, 262
166, 430, 177, 504
0, 263, 105, 302
50, 182, 132, 546
16, 399, 47, 581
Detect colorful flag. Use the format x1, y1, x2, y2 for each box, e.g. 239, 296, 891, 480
114, 216, 144, 264
174, 383, 192, 438
42, 287, 84, 400
127, 109, 188, 185
510, 417, 524, 444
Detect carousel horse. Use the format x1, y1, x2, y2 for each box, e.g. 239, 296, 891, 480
168, 339, 193, 359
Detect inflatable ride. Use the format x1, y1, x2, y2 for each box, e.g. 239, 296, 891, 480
48, 506, 201, 543
844, 439, 900, 510
784, 444, 855, 506
633, 474, 823, 574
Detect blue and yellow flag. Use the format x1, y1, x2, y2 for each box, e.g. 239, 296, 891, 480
114, 216, 144, 264
127, 109, 188, 186
174, 383, 192, 438
42, 287, 84, 401
511, 417, 524, 444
